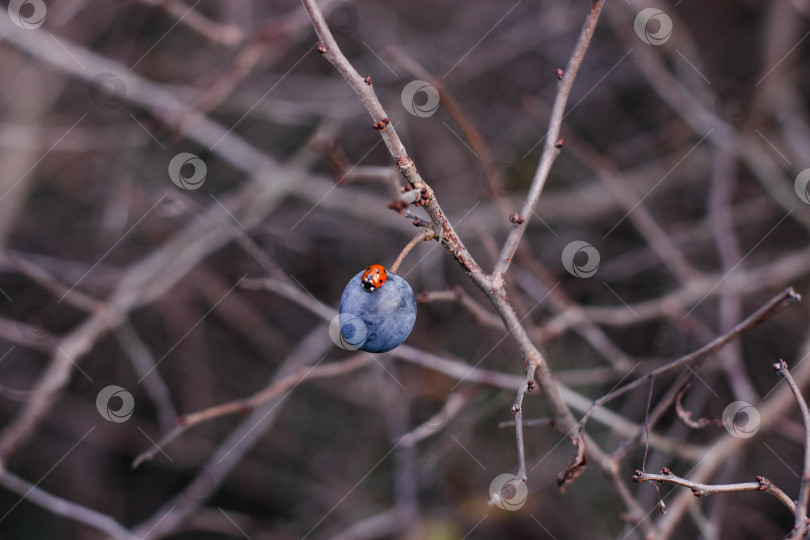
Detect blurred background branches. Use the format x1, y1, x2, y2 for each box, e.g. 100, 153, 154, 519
0, 0, 809, 538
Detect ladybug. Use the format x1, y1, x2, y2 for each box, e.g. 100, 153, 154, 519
361, 264, 387, 292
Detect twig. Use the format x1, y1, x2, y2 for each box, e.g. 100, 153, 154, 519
511, 362, 537, 480
516, 251, 633, 369
774, 359, 810, 537
0, 248, 103, 312
675, 384, 723, 430
133, 0, 244, 46
540, 244, 810, 331
330, 508, 403, 540
389, 229, 435, 273
564, 133, 700, 283
577, 287, 801, 437
132, 353, 371, 467
614, 290, 801, 461
709, 148, 757, 403
652, 334, 810, 539
632, 468, 797, 516
492, 0, 605, 281
386, 47, 508, 217
0, 315, 55, 352
301, 0, 481, 275
115, 323, 178, 433
373, 367, 420, 533
132, 324, 334, 538
0, 467, 139, 539
417, 288, 504, 329
180, 354, 370, 427
399, 390, 472, 448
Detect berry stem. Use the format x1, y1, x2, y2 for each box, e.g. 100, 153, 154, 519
390, 230, 435, 273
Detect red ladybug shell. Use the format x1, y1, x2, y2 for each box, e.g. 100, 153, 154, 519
361, 264, 387, 292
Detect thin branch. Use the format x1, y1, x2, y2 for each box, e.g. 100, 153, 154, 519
0, 467, 139, 540
652, 335, 810, 539
774, 359, 810, 537
492, 0, 605, 281
389, 229, 435, 273
516, 251, 633, 369
632, 468, 797, 517
386, 47, 508, 217
0, 248, 103, 312
133, 353, 370, 468
538, 244, 810, 332
180, 354, 370, 427
115, 323, 178, 433
511, 362, 537, 480
330, 508, 403, 540
417, 288, 504, 330
709, 148, 758, 403
0, 315, 55, 352
132, 324, 335, 538
577, 287, 801, 436
133, 0, 244, 46
564, 132, 700, 283
399, 390, 472, 448
675, 384, 723, 430
301, 0, 482, 275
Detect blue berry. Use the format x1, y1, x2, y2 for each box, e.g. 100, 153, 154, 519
339, 267, 416, 353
